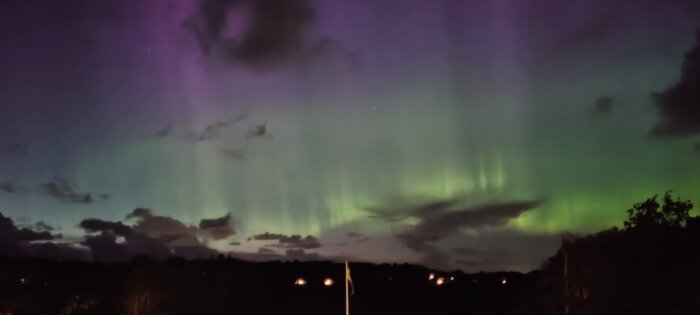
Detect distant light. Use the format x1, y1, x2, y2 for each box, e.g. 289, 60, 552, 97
19, 278, 26, 285
436, 277, 445, 286
295, 278, 307, 286
450, 276, 455, 281
428, 273, 435, 280
324, 278, 334, 286
501, 278, 507, 285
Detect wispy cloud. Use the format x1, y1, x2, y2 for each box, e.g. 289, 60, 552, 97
41, 180, 98, 204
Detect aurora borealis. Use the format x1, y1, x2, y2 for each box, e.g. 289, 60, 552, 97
1, 0, 700, 271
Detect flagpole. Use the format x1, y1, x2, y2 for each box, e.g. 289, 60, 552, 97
345, 261, 350, 315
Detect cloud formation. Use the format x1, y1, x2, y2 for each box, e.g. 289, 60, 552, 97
41, 181, 96, 204
33, 221, 55, 231
80, 208, 233, 261
368, 197, 541, 270
594, 96, 614, 114
0, 212, 86, 261
198, 212, 237, 240
252, 232, 322, 249
181, 114, 244, 141
126, 208, 236, 241
651, 30, 700, 137
184, 0, 314, 68
146, 122, 172, 139
0, 182, 17, 194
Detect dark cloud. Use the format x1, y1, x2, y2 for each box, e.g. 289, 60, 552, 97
41, 181, 96, 204
412, 200, 541, 238
33, 221, 55, 232
79, 211, 223, 261
79, 219, 132, 236
144, 122, 172, 139
2, 142, 28, 158
252, 232, 287, 241
82, 230, 173, 262
14, 227, 54, 242
347, 232, 363, 238
371, 197, 541, 270
651, 30, 700, 137
80, 215, 193, 260
127, 208, 236, 241
181, 114, 243, 141
229, 241, 241, 246
126, 208, 194, 238
184, 0, 315, 68
365, 198, 461, 223
252, 232, 322, 249
246, 123, 272, 140
198, 213, 236, 240
0, 182, 17, 194
593, 96, 614, 114
0, 212, 85, 260
196, 123, 224, 141
198, 212, 232, 229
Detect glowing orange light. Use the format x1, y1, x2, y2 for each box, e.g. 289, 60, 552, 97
324, 278, 334, 286
436, 277, 445, 286
294, 278, 307, 286
428, 273, 435, 280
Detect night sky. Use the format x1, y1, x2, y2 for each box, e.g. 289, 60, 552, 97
1, 0, 700, 272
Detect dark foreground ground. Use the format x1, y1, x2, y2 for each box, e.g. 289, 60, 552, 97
0, 256, 537, 315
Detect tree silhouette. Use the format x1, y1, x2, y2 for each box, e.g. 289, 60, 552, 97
624, 192, 693, 230
540, 192, 700, 315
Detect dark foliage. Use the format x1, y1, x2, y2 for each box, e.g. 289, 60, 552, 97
538, 192, 700, 315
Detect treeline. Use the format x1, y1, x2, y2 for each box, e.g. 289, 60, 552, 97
534, 192, 700, 315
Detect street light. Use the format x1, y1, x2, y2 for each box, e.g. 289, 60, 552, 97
436, 277, 445, 286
